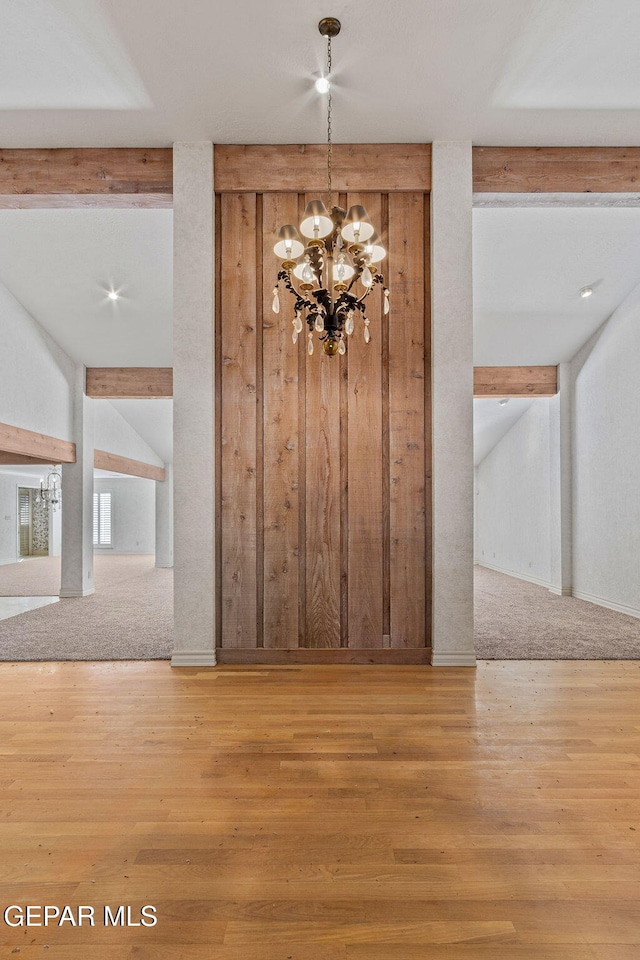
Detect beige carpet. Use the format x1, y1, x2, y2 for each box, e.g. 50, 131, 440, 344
475, 565, 640, 659
0, 555, 62, 596
0, 555, 172, 661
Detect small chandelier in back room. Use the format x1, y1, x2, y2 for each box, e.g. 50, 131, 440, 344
272, 17, 389, 357
35, 466, 62, 512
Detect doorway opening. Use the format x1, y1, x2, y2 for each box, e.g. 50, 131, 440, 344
18, 486, 49, 558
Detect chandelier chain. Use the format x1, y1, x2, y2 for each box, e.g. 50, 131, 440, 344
326, 35, 332, 202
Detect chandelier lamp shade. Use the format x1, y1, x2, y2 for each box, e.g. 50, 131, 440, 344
272, 17, 390, 357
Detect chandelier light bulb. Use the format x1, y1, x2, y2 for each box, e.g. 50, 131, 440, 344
580, 285, 594, 299
274, 225, 305, 260
315, 76, 330, 94
363, 233, 387, 263
341, 205, 374, 243
300, 200, 333, 239
332, 261, 355, 283
107, 290, 120, 301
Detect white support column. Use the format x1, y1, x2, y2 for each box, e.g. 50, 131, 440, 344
549, 362, 572, 596
430, 142, 476, 666
171, 142, 216, 667
155, 463, 173, 569
60, 365, 94, 598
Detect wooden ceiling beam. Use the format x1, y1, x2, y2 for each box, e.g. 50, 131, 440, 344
473, 146, 640, 194
0, 453, 55, 466
214, 144, 431, 193
0, 422, 76, 463
94, 450, 165, 482
474, 366, 558, 398
86, 367, 173, 400
0, 148, 173, 208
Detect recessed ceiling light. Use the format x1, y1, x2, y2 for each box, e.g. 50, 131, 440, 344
580, 285, 593, 299
315, 76, 330, 94
498, 398, 509, 406
107, 290, 120, 301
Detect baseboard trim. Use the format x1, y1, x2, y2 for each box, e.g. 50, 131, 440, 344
477, 561, 552, 590
548, 585, 572, 597
171, 650, 217, 667
573, 590, 640, 621
59, 588, 95, 598
216, 648, 431, 665
155, 562, 174, 569
0, 558, 18, 566
431, 652, 477, 667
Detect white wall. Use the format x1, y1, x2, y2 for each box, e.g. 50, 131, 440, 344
0, 281, 74, 439
93, 476, 155, 555
571, 287, 640, 617
476, 399, 552, 587
94, 400, 164, 467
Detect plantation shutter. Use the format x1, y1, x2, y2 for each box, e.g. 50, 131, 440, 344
19, 490, 30, 555
93, 492, 99, 545
93, 491, 112, 546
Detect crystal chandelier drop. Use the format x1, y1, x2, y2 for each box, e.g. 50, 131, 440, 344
272, 17, 389, 357
35, 466, 62, 511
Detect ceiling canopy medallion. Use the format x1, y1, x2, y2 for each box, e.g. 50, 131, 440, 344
271, 17, 389, 357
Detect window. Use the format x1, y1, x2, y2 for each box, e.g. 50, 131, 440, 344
93, 491, 112, 546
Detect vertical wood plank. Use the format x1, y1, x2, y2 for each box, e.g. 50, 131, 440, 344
346, 193, 384, 648
305, 197, 341, 647
221, 193, 258, 647
339, 189, 349, 648
388, 193, 426, 648
262, 193, 300, 648
297, 194, 307, 647
215, 196, 223, 648
423, 195, 432, 647
381, 193, 391, 640
255, 195, 264, 647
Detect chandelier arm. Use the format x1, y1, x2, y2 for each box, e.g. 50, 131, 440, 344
279, 270, 314, 312
355, 274, 384, 305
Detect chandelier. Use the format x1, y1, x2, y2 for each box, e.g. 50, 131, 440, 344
272, 16, 389, 357
34, 466, 62, 511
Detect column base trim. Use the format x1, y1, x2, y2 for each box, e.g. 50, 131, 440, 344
549, 586, 572, 596
431, 652, 477, 667
155, 562, 174, 569
59, 587, 95, 598
171, 650, 217, 667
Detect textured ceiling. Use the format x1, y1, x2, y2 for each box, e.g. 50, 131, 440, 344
473, 398, 536, 466
108, 400, 173, 465
2, 1, 640, 147
0, 209, 172, 367
473, 206, 640, 365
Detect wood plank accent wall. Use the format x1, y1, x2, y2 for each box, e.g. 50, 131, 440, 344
0, 422, 76, 463
473, 147, 640, 194
0, 148, 173, 208
86, 367, 173, 399
474, 366, 558, 397
216, 175, 431, 660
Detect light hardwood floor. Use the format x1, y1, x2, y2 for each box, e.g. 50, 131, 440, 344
0, 660, 639, 958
